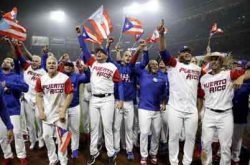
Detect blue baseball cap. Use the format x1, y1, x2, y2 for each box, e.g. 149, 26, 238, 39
178, 46, 192, 53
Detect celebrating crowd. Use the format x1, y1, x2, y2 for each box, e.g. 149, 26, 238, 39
0, 20, 250, 165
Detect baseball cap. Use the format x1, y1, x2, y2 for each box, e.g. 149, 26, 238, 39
178, 46, 192, 53
64, 61, 74, 67
95, 47, 107, 56
234, 59, 248, 68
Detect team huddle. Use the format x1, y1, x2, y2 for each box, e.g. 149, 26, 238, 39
0, 20, 250, 165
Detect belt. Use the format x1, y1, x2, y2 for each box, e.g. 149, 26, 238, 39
93, 93, 112, 98
207, 108, 231, 113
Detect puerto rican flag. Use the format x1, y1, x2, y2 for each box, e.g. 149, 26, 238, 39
82, 25, 103, 45
0, 7, 27, 41
135, 31, 144, 42
210, 23, 223, 36
88, 5, 112, 40
147, 28, 168, 43
122, 16, 144, 35
56, 127, 72, 154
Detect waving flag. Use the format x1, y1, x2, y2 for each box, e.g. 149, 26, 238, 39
122, 16, 144, 35
82, 26, 103, 44
88, 5, 112, 39
147, 28, 167, 43
210, 23, 223, 36
57, 127, 72, 154
135, 31, 144, 42
0, 7, 27, 41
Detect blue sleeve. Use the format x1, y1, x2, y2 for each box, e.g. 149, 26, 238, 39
41, 53, 48, 71
5, 75, 29, 93
14, 59, 21, 75
0, 87, 13, 130
160, 50, 171, 64
134, 51, 149, 75
116, 82, 124, 101
78, 35, 91, 62
105, 47, 112, 63
78, 69, 91, 84
243, 80, 250, 94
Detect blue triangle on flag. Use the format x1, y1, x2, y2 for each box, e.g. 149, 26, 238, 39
122, 18, 133, 32
0, 19, 10, 30
81, 27, 90, 39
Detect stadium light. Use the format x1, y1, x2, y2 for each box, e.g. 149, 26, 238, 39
123, 0, 159, 15
49, 10, 66, 23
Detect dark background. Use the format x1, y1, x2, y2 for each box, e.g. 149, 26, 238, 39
0, 0, 249, 61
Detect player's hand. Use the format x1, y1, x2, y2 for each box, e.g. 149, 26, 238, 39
75, 26, 81, 35
138, 39, 147, 51
116, 101, 124, 110
1, 81, 6, 88
42, 45, 49, 54
233, 75, 244, 89
59, 111, 66, 123
157, 19, 165, 36
160, 104, 166, 111
6, 130, 14, 144
201, 150, 207, 164
39, 111, 46, 121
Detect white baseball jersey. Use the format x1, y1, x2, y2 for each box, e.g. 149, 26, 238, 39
24, 65, 46, 102
200, 70, 234, 110
89, 61, 120, 95
35, 72, 73, 124
168, 61, 201, 113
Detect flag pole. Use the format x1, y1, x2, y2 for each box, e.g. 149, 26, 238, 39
117, 15, 126, 47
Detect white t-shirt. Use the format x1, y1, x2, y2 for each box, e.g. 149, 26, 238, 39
35, 72, 73, 125
168, 61, 201, 113
200, 70, 234, 110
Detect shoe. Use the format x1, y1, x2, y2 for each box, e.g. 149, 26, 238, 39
2, 158, 13, 165
38, 139, 44, 148
108, 153, 117, 165
71, 149, 79, 158
127, 152, 134, 160
49, 160, 59, 165
29, 142, 36, 150
140, 157, 147, 165
19, 158, 28, 165
150, 155, 157, 165
87, 152, 99, 165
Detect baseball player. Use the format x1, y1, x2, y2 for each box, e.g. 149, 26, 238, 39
14, 44, 46, 149
63, 61, 90, 158
77, 29, 124, 165
136, 59, 167, 165
158, 21, 201, 165
200, 52, 247, 165
0, 57, 29, 165
35, 56, 73, 165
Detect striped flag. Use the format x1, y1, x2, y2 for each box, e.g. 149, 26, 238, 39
88, 5, 112, 40
0, 7, 27, 41
56, 127, 72, 154
135, 31, 144, 42
210, 23, 223, 36
122, 16, 144, 35
147, 28, 168, 43
82, 26, 103, 45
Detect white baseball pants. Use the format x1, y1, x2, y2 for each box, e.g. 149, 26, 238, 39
139, 109, 162, 158
167, 106, 198, 165
68, 105, 80, 151
81, 99, 90, 134
113, 101, 134, 153
0, 115, 26, 159
202, 109, 233, 165
89, 95, 115, 157
42, 123, 68, 165
231, 123, 246, 162
20, 100, 28, 135
160, 108, 169, 143
23, 99, 43, 144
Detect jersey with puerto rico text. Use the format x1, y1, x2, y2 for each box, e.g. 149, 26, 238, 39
168, 61, 201, 113
200, 70, 234, 110
35, 72, 73, 124
24, 66, 46, 102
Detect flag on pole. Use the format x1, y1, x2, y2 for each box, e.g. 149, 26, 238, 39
56, 127, 72, 154
146, 28, 167, 43
82, 26, 103, 45
122, 16, 144, 35
210, 23, 223, 36
88, 5, 112, 39
0, 7, 27, 41
135, 31, 144, 42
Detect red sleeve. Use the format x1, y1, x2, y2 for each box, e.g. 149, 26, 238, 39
197, 84, 205, 99
64, 78, 73, 94
168, 57, 177, 67
57, 63, 64, 72
230, 69, 245, 81
130, 51, 139, 64
86, 56, 96, 67
35, 78, 43, 93
113, 69, 121, 83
